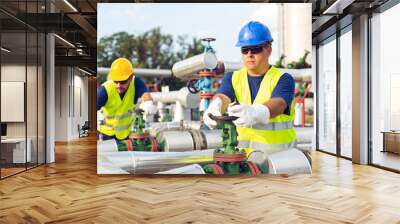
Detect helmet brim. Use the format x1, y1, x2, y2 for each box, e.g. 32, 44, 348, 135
110, 73, 133, 82
235, 40, 273, 47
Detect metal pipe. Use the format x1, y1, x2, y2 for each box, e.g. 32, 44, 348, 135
173, 101, 192, 122
172, 52, 218, 80
100, 149, 215, 174
98, 60, 240, 79
156, 164, 205, 174
267, 149, 312, 175
201, 130, 223, 149
147, 121, 202, 136
147, 123, 222, 151
248, 148, 312, 175
150, 88, 200, 108
100, 124, 223, 154
98, 67, 172, 78
97, 139, 118, 152
158, 131, 195, 152
220, 61, 243, 73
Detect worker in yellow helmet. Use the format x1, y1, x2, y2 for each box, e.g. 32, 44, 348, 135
203, 21, 296, 157
97, 58, 157, 140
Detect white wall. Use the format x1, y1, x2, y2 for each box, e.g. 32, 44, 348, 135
1, 65, 25, 125
1, 64, 26, 82
1, 65, 28, 138
54, 67, 89, 141
55, 67, 68, 141
1, 63, 46, 164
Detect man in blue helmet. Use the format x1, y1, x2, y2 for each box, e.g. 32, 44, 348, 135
203, 21, 296, 156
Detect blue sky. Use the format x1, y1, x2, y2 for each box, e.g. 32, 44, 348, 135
98, 3, 282, 63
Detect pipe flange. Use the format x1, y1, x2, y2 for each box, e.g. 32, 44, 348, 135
214, 153, 246, 163
199, 70, 216, 77
204, 164, 224, 174
129, 132, 150, 139
246, 161, 261, 175
215, 62, 225, 75
150, 137, 158, 152
200, 92, 214, 99
124, 140, 134, 151
188, 129, 203, 150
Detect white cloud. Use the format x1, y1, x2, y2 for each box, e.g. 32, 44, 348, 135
194, 30, 215, 40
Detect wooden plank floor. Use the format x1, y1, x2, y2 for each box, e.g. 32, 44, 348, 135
1, 135, 400, 224
373, 151, 400, 171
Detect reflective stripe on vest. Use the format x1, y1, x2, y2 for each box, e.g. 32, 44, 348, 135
104, 123, 132, 131
232, 66, 296, 152
105, 109, 134, 120
252, 121, 294, 131
238, 140, 295, 152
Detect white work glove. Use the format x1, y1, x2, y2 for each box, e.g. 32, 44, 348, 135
227, 104, 270, 127
203, 97, 223, 129
139, 101, 158, 115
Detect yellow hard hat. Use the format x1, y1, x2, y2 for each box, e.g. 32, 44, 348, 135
109, 58, 134, 81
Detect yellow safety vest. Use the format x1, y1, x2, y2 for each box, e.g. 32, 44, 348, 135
232, 66, 296, 155
97, 78, 136, 140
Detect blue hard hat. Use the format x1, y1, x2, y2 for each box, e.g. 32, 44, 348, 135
236, 21, 273, 47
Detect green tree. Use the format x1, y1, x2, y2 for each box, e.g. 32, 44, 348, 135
97, 32, 136, 67
175, 35, 204, 61
97, 28, 205, 89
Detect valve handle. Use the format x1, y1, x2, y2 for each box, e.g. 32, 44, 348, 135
187, 79, 200, 94
208, 113, 238, 122
201, 37, 216, 42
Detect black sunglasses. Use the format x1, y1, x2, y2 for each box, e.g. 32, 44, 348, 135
241, 44, 269, 55
114, 79, 130, 85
